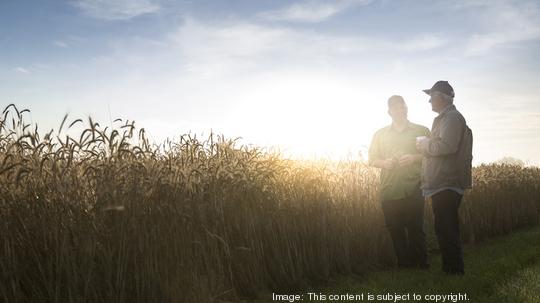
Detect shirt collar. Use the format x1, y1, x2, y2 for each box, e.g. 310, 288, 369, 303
390, 120, 412, 132
438, 104, 456, 117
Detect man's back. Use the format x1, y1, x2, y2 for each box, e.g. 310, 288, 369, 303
421, 105, 473, 191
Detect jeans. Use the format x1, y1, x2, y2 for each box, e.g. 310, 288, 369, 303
431, 189, 464, 274
381, 189, 428, 268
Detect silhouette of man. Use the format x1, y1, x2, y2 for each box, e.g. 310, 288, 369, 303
369, 95, 430, 269
416, 81, 473, 275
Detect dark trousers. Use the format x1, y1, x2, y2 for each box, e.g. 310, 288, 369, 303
381, 190, 428, 268
431, 190, 464, 274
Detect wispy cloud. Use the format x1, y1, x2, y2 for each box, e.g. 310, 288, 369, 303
462, 0, 540, 55
51, 35, 87, 49
73, 0, 161, 21
52, 40, 69, 48
258, 0, 372, 23
14, 67, 30, 74
33, 63, 53, 70
170, 18, 445, 71
75, 17, 449, 130
82, 17, 447, 91
399, 34, 447, 51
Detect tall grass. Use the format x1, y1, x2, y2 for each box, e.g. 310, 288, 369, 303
1, 105, 539, 302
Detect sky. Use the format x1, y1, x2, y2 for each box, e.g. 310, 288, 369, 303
1, 0, 540, 165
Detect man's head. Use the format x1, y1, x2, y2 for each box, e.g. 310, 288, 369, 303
387, 95, 408, 122
423, 81, 454, 113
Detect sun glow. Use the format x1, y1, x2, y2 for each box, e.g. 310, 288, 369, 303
228, 71, 390, 160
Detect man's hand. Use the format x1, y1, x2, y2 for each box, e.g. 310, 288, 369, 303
416, 136, 428, 151
398, 154, 420, 166
381, 158, 397, 170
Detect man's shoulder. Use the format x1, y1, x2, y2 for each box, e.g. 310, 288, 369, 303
444, 108, 467, 124
409, 122, 430, 133
409, 122, 429, 130
374, 125, 391, 136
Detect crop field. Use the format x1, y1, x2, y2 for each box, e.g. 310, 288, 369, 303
1, 105, 539, 303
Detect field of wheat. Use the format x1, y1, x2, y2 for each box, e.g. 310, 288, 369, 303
1, 104, 539, 303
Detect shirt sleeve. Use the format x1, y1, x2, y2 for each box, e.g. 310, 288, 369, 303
423, 126, 431, 137
420, 114, 464, 157
415, 126, 431, 155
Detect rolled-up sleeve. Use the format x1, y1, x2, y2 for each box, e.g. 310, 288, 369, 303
420, 114, 463, 157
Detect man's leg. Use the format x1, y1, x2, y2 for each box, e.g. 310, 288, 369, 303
381, 199, 410, 267
431, 190, 464, 274
404, 189, 428, 268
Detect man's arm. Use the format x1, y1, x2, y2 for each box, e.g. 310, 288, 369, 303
368, 131, 394, 170
398, 153, 423, 166
418, 114, 464, 157
372, 158, 396, 170
398, 126, 429, 166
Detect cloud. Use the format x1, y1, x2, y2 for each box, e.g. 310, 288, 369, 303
53, 40, 69, 48
14, 67, 30, 74
73, 0, 160, 21
172, 20, 297, 62
169, 18, 445, 72
258, 0, 372, 23
79, 17, 447, 101
399, 34, 447, 51
76, 18, 448, 132
462, 0, 540, 55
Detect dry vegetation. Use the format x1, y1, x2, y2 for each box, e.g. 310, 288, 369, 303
1, 104, 539, 303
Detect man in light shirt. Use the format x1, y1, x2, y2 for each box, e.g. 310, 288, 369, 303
369, 95, 430, 269
416, 81, 473, 275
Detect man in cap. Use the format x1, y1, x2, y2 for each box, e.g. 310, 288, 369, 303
416, 81, 473, 275
369, 95, 430, 269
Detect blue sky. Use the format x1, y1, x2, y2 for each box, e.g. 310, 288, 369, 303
1, 0, 540, 164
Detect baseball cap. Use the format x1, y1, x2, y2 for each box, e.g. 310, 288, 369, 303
423, 80, 455, 98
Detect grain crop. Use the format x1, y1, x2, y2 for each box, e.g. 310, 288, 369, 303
1, 104, 539, 302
